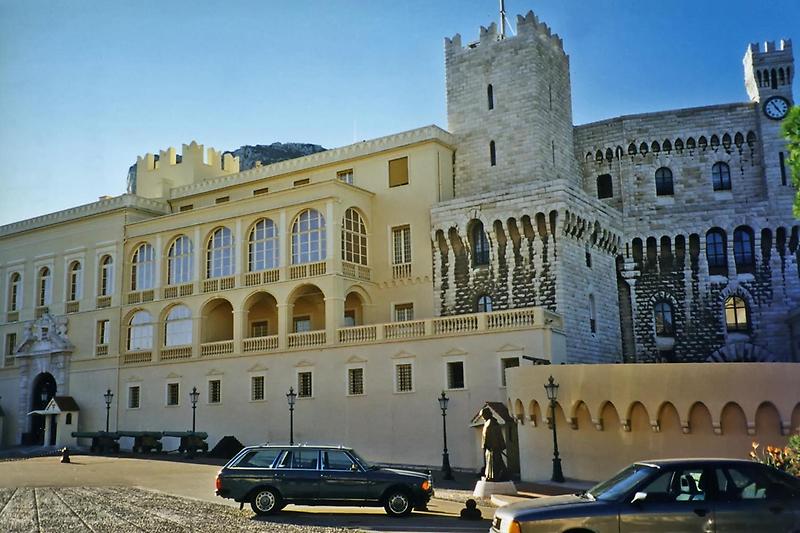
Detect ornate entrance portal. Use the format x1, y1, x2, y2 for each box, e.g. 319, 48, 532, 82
30, 373, 56, 445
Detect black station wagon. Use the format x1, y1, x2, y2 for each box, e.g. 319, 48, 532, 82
215, 444, 434, 517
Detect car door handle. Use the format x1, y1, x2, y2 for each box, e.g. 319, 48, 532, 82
693, 508, 708, 517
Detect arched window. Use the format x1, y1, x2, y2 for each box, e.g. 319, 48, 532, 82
127, 310, 154, 351
487, 84, 494, 110
7, 272, 21, 311
489, 141, 497, 167
292, 209, 326, 264
99, 255, 114, 296
131, 244, 155, 290
249, 218, 279, 271
207, 227, 234, 278
476, 294, 493, 313
654, 300, 674, 337
596, 174, 613, 199
37, 267, 52, 306
341, 208, 368, 265
164, 305, 192, 346
733, 226, 755, 272
654, 167, 674, 196
67, 261, 82, 301
471, 221, 490, 266
725, 296, 749, 332
168, 236, 193, 285
706, 229, 727, 275
712, 162, 731, 191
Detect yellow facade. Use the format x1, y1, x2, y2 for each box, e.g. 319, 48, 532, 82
0, 126, 565, 469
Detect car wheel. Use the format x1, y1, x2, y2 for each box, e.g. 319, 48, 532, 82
250, 488, 281, 516
383, 489, 413, 517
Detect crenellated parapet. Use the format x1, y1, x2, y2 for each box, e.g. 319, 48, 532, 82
444, 11, 565, 58
133, 141, 240, 199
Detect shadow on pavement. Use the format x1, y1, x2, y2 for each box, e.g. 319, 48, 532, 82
250, 508, 491, 532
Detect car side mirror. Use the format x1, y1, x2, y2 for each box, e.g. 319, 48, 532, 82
351, 463, 359, 471
631, 492, 647, 504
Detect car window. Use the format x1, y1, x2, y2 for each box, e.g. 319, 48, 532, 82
641, 468, 712, 502
290, 450, 319, 470
323, 450, 357, 471
235, 449, 280, 468
276, 450, 293, 468
590, 464, 657, 501
717, 465, 794, 501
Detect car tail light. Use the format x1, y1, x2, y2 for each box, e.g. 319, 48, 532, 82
508, 519, 522, 533
421, 480, 431, 491
215, 475, 222, 491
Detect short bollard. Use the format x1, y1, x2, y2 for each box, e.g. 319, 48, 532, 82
459, 498, 482, 520
61, 447, 71, 464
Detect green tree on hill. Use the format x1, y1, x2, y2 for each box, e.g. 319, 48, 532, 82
782, 106, 800, 218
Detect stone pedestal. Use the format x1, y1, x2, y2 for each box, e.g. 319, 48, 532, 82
473, 479, 517, 498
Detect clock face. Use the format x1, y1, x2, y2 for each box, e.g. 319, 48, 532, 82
763, 96, 790, 120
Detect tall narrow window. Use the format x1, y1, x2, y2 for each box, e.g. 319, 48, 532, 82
168, 235, 193, 285
725, 296, 749, 332
99, 255, 114, 296
298, 371, 313, 398
207, 227, 234, 278
291, 209, 326, 264
489, 141, 497, 167
780, 152, 787, 186
5, 333, 17, 357
589, 294, 597, 333
208, 380, 221, 404
37, 267, 52, 306
733, 226, 755, 272
706, 229, 727, 275
597, 174, 613, 199
7, 273, 21, 311
654, 301, 674, 337
67, 261, 82, 301
128, 385, 141, 409
446, 361, 465, 390
655, 167, 674, 196
131, 243, 155, 290
500, 357, 520, 387
388, 157, 409, 187
164, 305, 192, 346
249, 218, 278, 271
395, 362, 413, 393
392, 226, 412, 265
487, 84, 494, 110
341, 208, 368, 265
712, 162, 731, 191
251, 375, 265, 401
166, 382, 180, 406
476, 294, 493, 313
347, 367, 364, 396
127, 310, 154, 351
97, 319, 110, 346
471, 221, 490, 266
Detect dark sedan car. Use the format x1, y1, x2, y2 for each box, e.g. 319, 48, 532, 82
215, 444, 433, 517
491, 458, 800, 533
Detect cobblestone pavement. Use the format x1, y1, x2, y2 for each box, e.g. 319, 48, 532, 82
0, 486, 362, 533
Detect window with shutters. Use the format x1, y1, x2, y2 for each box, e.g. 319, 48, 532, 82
394, 362, 414, 393
388, 157, 409, 187
347, 367, 364, 396
166, 382, 180, 406
251, 375, 265, 401
298, 371, 313, 398
208, 379, 221, 404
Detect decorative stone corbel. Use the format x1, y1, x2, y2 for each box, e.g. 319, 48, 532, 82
746, 423, 756, 436
781, 422, 792, 436
650, 421, 661, 433
712, 423, 722, 435
681, 421, 691, 434
592, 418, 603, 431
569, 417, 578, 430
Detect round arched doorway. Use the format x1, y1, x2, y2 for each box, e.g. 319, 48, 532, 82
30, 372, 56, 445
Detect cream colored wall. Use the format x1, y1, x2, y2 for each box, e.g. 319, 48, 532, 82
116, 326, 561, 469
507, 364, 800, 482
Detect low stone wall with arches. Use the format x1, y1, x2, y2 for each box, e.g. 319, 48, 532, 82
507, 363, 800, 482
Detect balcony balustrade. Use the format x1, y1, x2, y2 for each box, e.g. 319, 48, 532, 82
342, 262, 371, 281
95, 344, 108, 356
392, 263, 411, 279
202, 276, 236, 293
65, 301, 80, 314
244, 269, 280, 287
6, 311, 19, 322
4, 355, 14, 367
96, 296, 112, 309
163, 283, 194, 299
290, 261, 327, 280
119, 306, 560, 365
126, 290, 154, 305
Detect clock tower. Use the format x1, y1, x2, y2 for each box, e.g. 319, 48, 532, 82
743, 40, 795, 208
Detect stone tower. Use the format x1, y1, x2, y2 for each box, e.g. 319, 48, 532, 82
444, 12, 579, 198
743, 40, 795, 210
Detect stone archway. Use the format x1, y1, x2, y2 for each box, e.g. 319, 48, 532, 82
30, 372, 56, 445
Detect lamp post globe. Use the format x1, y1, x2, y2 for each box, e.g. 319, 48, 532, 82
544, 375, 564, 482
286, 387, 297, 445
103, 389, 114, 433
438, 391, 454, 480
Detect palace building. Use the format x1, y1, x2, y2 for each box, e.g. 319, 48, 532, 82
0, 11, 796, 475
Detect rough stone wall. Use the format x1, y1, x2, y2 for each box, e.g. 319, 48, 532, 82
445, 12, 579, 198
431, 182, 623, 362
573, 102, 799, 361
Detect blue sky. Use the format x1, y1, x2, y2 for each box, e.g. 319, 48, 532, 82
0, 0, 798, 225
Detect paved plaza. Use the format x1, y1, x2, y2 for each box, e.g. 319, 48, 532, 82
0, 454, 494, 532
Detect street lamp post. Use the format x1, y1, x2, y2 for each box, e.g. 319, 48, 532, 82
286, 387, 297, 445
544, 375, 564, 482
438, 391, 454, 480
189, 386, 200, 433
103, 389, 114, 433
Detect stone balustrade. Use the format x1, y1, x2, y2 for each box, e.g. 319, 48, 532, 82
242, 335, 279, 353
200, 340, 234, 357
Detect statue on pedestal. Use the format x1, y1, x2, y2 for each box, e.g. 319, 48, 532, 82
481, 406, 509, 482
